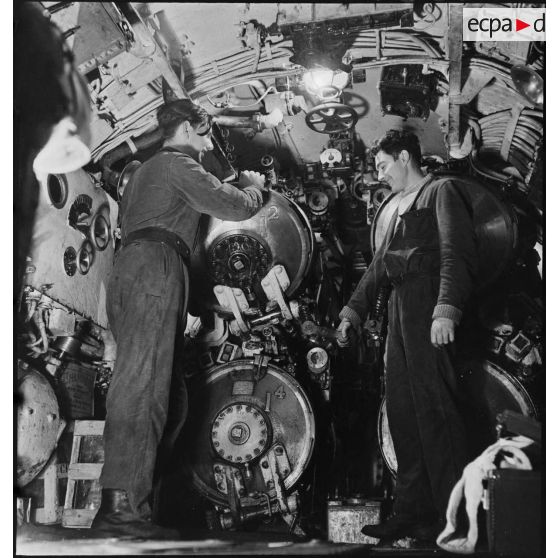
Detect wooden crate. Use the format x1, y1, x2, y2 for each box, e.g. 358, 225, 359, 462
62, 420, 105, 528
22, 423, 74, 525
24, 454, 68, 524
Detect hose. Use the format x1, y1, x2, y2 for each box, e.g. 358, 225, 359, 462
474, 104, 542, 180
207, 85, 277, 109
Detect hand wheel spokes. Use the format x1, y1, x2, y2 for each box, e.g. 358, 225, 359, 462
305, 103, 358, 134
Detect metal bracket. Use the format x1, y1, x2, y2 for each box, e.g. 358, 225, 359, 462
214, 464, 246, 499
258, 444, 293, 515
214, 285, 250, 333
195, 313, 229, 348
253, 354, 271, 382
447, 4, 464, 153
216, 341, 241, 364
261, 266, 292, 320
459, 69, 494, 105
213, 464, 228, 495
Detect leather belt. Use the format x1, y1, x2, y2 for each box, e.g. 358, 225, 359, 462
122, 227, 190, 265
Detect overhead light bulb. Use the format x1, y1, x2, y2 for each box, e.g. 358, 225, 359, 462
302, 68, 349, 101
307, 69, 335, 89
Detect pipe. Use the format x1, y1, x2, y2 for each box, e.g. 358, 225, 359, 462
100, 129, 163, 191
214, 116, 263, 131
248, 310, 283, 327
214, 110, 283, 132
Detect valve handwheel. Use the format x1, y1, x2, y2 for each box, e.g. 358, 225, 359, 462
305, 103, 358, 134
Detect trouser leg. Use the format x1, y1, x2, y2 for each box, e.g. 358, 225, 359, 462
100, 243, 185, 518
152, 333, 189, 522
398, 278, 468, 519
385, 295, 436, 521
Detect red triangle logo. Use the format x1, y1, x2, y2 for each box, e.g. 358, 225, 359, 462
516, 18, 530, 32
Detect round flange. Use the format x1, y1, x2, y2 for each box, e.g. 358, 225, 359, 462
185, 359, 315, 506
307, 191, 329, 215
90, 211, 111, 251
194, 191, 314, 299
211, 403, 271, 464
78, 239, 95, 274
207, 233, 272, 291
46, 174, 68, 209
305, 103, 358, 134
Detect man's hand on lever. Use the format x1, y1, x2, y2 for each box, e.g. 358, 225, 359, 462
238, 170, 266, 190
336, 318, 354, 348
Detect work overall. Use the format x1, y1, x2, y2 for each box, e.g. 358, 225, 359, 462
99, 147, 263, 519
101, 240, 189, 519
382, 190, 468, 522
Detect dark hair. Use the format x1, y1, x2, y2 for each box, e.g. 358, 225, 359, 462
157, 99, 209, 139
373, 129, 422, 166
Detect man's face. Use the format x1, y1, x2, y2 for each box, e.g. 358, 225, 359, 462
375, 150, 407, 193
188, 119, 214, 158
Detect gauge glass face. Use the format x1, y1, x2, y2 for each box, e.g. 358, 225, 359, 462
47, 174, 68, 209
63, 246, 77, 276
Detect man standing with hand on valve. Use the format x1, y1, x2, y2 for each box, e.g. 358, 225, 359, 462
337, 130, 478, 543
93, 99, 266, 539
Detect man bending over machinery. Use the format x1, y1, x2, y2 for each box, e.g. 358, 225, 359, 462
93, 99, 266, 539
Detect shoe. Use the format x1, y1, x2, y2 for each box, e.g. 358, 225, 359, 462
91, 489, 179, 540
361, 515, 417, 540
409, 520, 443, 542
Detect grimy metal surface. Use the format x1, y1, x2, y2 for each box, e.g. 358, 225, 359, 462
194, 190, 314, 297
17, 364, 65, 487
184, 359, 315, 506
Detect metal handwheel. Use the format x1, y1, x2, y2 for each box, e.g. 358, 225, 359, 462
305, 102, 358, 134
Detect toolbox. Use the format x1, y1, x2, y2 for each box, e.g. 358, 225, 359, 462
485, 469, 542, 556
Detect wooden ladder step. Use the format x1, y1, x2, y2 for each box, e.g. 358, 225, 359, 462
62, 420, 105, 529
